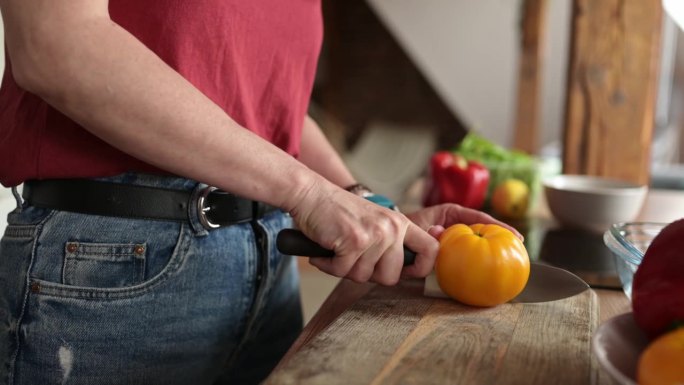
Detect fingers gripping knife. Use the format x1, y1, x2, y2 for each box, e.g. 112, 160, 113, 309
276, 229, 589, 303
275, 229, 417, 265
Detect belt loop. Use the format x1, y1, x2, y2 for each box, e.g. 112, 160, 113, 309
252, 201, 264, 221
11, 185, 24, 212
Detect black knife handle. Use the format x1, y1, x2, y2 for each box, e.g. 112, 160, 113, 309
276, 228, 416, 266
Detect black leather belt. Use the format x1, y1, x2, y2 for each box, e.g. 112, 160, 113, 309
22, 179, 278, 229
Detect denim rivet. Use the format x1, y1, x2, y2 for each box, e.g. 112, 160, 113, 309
66, 243, 78, 253
30, 282, 40, 293
134, 245, 145, 255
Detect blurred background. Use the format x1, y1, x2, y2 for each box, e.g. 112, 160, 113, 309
2, 0, 684, 321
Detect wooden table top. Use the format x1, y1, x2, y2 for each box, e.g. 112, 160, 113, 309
266, 188, 682, 384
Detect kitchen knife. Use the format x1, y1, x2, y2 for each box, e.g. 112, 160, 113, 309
277, 229, 590, 303
277, 228, 417, 266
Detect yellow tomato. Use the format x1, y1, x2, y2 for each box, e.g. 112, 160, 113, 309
435, 223, 530, 307
491, 179, 530, 219
637, 327, 684, 385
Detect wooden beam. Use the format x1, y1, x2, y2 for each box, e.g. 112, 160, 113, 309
563, 0, 663, 185
514, 0, 549, 154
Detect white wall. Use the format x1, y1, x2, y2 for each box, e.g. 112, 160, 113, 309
0, 13, 14, 235
0, 13, 4, 67
366, 0, 572, 150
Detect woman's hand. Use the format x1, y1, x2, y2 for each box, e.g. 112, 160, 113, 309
287, 180, 523, 286
398, 203, 522, 278
406, 203, 523, 239
287, 183, 524, 286
288, 181, 439, 286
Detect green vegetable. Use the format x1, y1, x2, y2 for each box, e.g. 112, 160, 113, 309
453, 133, 540, 209
455, 133, 532, 164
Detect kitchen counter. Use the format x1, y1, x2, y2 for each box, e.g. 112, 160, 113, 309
266, 188, 683, 384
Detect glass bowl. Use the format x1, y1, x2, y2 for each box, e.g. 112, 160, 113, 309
603, 222, 666, 299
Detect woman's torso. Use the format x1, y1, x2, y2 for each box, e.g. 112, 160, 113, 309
0, 0, 323, 187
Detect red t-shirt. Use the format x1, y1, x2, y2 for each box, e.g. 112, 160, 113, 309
0, 0, 323, 187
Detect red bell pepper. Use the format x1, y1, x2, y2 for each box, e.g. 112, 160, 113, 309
632, 218, 684, 338
423, 151, 490, 209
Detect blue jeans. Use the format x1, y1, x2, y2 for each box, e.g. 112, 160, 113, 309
0, 174, 303, 385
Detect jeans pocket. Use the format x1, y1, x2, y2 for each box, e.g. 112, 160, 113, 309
62, 242, 146, 288
29, 210, 190, 300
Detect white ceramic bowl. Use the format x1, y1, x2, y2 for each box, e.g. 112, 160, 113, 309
543, 175, 647, 232
592, 312, 650, 385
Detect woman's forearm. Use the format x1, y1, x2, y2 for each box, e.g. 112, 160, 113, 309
298, 116, 357, 188
1, 0, 322, 210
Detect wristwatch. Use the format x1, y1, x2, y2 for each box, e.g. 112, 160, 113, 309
344, 183, 374, 198
344, 183, 397, 211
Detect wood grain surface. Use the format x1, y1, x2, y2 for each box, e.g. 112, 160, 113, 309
514, 0, 548, 154
267, 280, 599, 385
563, 0, 662, 185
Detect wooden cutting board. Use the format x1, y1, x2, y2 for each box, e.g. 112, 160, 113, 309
266, 280, 599, 385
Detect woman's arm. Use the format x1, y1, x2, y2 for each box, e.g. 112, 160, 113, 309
298, 115, 357, 189
1, 0, 314, 209
0, 0, 440, 285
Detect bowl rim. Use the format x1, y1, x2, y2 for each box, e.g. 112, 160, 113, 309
591, 312, 643, 385
607, 222, 667, 265
543, 175, 647, 195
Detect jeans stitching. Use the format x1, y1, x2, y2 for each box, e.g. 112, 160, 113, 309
224, 219, 270, 370
138, 253, 146, 282
62, 242, 148, 287
29, 223, 191, 300
2, 226, 35, 239
62, 256, 75, 285
8, 210, 55, 385
67, 243, 146, 257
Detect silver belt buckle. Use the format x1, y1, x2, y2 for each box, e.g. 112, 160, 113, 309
197, 186, 220, 229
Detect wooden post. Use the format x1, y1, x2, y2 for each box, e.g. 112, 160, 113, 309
563, 0, 663, 185
514, 0, 549, 154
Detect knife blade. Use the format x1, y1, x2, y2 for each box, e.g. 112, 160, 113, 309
511, 263, 589, 303
277, 229, 590, 303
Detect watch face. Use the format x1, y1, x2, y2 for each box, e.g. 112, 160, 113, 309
345, 183, 372, 196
